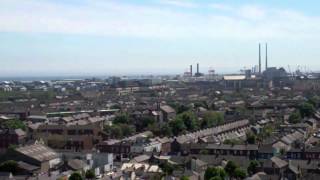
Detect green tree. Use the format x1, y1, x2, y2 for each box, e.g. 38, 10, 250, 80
178, 111, 198, 131
308, 96, 320, 108
85, 169, 95, 179
160, 162, 174, 175
176, 104, 190, 114
209, 177, 222, 180
113, 113, 129, 124
247, 160, 259, 175
246, 132, 256, 144
69, 172, 83, 180
223, 139, 241, 145
261, 124, 274, 138
201, 111, 224, 128
0, 160, 18, 174
7, 144, 17, 152
299, 102, 315, 118
104, 123, 135, 139
180, 176, 190, 180
160, 124, 172, 137
3, 119, 26, 130
234, 168, 247, 179
204, 167, 226, 180
119, 124, 136, 137
169, 118, 186, 136
225, 161, 237, 177
194, 101, 209, 109
140, 117, 156, 130
104, 125, 122, 138
289, 110, 302, 124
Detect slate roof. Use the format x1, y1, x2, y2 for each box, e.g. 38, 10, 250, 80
67, 159, 87, 170
132, 155, 151, 163
271, 156, 288, 168
17, 161, 39, 171
281, 130, 304, 145
175, 120, 249, 144
160, 105, 176, 114
305, 146, 320, 153
16, 143, 58, 162
289, 160, 320, 170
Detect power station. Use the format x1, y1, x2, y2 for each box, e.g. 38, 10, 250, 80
257, 42, 269, 75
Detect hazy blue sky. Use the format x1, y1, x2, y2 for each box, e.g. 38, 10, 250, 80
1, 0, 320, 76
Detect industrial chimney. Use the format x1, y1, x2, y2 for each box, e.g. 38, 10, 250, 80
259, 43, 261, 74
265, 43, 268, 71
190, 65, 193, 76
197, 63, 199, 74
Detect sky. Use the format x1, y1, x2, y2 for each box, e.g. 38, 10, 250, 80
0, 0, 320, 76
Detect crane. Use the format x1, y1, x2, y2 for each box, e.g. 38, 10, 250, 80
287, 65, 294, 79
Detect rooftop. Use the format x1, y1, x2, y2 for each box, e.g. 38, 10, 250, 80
16, 143, 59, 162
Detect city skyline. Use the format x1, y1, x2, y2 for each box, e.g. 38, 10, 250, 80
1, 0, 320, 76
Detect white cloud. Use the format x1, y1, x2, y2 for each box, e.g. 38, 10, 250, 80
237, 5, 266, 20
157, 0, 198, 8
0, 0, 319, 40
209, 3, 234, 11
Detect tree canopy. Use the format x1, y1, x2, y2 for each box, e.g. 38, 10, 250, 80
308, 95, 320, 108
204, 167, 226, 180
168, 111, 200, 136
247, 160, 259, 175
69, 172, 83, 180
113, 113, 129, 124
289, 110, 302, 124
160, 162, 174, 175
160, 124, 173, 137
246, 132, 257, 144
85, 169, 95, 179
3, 119, 26, 130
225, 161, 238, 177
104, 124, 135, 139
201, 111, 224, 128
234, 168, 247, 179
299, 102, 315, 118
0, 160, 18, 174
169, 118, 186, 136
179, 111, 198, 131
180, 176, 190, 180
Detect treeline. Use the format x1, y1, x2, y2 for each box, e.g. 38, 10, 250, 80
289, 96, 319, 124
104, 110, 224, 138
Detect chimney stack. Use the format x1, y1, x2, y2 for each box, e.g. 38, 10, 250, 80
265, 43, 268, 71
197, 63, 199, 74
259, 43, 261, 74
190, 65, 193, 76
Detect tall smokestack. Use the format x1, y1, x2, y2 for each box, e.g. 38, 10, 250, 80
190, 65, 193, 76
197, 63, 199, 74
265, 43, 268, 71
259, 43, 261, 74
